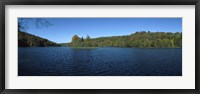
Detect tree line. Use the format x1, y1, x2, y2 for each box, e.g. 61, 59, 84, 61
18, 18, 61, 47
18, 31, 61, 47
69, 31, 182, 48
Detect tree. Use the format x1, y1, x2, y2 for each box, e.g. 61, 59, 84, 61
69, 31, 182, 48
18, 18, 52, 32
18, 32, 60, 47
81, 37, 84, 42
86, 35, 91, 41
72, 35, 80, 42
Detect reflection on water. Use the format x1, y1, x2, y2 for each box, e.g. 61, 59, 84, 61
18, 47, 182, 76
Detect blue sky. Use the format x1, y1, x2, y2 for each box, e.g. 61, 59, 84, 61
19, 18, 182, 43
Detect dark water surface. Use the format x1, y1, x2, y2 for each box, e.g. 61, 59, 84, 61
18, 47, 182, 76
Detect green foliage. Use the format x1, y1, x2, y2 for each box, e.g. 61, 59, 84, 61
18, 31, 61, 47
72, 35, 80, 42
69, 31, 182, 48
70, 35, 82, 47
86, 35, 91, 40
59, 43, 69, 46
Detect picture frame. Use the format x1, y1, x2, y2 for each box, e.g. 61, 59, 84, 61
0, 0, 199, 94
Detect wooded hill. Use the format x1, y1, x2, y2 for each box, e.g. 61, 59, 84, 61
18, 31, 61, 47
69, 31, 182, 48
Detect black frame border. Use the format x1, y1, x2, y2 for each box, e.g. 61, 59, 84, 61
0, 0, 200, 94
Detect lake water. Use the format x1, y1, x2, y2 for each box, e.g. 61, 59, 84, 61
18, 47, 182, 76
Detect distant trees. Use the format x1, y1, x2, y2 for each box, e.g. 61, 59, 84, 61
70, 35, 82, 47
18, 31, 60, 47
69, 31, 182, 48
86, 35, 91, 40
18, 18, 59, 47
72, 35, 80, 42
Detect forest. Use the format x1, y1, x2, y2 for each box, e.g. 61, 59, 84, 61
69, 31, 182, 48
18, 31, 61, 47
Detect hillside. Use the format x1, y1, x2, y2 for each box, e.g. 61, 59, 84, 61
18, 31, 61, 47
69, 31, 182, 48
59, 43, 70, 46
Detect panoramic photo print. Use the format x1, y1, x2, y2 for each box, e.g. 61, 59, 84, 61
18, 18, 182, 76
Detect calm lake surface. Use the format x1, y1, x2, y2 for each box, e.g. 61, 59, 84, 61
18, 47, 182, 76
